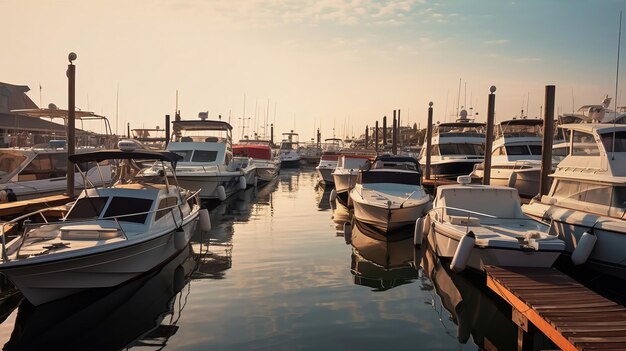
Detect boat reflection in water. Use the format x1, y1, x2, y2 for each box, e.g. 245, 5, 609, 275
421, 242, 517, 350
315, 183, 333, 211
350, 220, 420, 291
332, 200, 352, 239
4, 244, 197, 351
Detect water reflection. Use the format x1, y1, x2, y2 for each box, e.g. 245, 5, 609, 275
332, 200, 352, 235
350, 220, 419, 291
4, 245, 196, 351
315, 184, 332, 211
421, 243, 517, 350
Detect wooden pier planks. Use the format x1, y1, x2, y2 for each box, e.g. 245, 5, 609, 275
485, 266, 626, 351
0, 195, 71, 218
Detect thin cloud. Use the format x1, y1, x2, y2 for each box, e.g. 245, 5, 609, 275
483, 39, 510, 45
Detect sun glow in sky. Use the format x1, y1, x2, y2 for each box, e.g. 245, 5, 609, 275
2, 0, 625, 141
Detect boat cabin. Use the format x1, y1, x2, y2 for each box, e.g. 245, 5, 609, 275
233, 145, 272, 160
168, 117, 234, 166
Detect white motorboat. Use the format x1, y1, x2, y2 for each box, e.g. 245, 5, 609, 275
315, 138, 344, 185
470, 118, 544, 197
425, 176, 564, 273
0, 108, 115, 202
418, 110, 486, 180
233, 143, 280, 184
522, 123, 626, 279
278, 131, 301, 168
0, 143, 204, 306
165, 113, 247, 201
350, 156, 431, 234
332, 153, 375, 206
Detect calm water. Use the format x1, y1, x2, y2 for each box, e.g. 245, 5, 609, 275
0, 169, 520, 350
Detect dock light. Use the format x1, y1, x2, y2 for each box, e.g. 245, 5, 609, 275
68, 52, 77, 64
429, 101, 433, 107
490, 85, 497, 93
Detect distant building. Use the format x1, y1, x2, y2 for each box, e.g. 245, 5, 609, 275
0, 82, 38, 113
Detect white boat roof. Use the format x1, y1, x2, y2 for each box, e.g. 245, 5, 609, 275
560, 123, 626, 134
11, 108, 106, 119
173, 120, 233, 131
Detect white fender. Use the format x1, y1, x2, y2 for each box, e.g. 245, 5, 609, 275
343, 222, 352, 244
199, 208, 211, 232
217, 185, 227, 201
174, 228, 187, 250
414, 217, 425, 247
507, 171, 518, 188
571, 230, 597, 266
238, 176, 247, 190
329, 188, 337, 203
450, 231, 475, 273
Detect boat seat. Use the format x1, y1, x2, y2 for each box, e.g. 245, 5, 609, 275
447, 215, 480, 226
60, 224, 122, 240
181, 137, 193, 142
205, 137, 219, 142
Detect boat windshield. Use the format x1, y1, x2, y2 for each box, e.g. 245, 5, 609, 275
552, 180, 626, 210
571, 131, 600, 156
504, 145, 543, 156
0, 152, 27, 176
600, 131, 626, 153
436, 125, 485, 138
103, 196, 154, 223
497, 122, 542, 139
359, 170, 420, 185
280, 142, 296, 150
66, 197, 110, 220
439, 143, 485, 156
172, 150, 218, 162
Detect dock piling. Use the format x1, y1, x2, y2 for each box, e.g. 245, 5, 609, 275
540, 85, 555, 196
382, 116, 387, 146
364, 125, 369, 149
392, 110, 397, 155
165, 115, 171, 147
375, 121, 379, 153
425, 102, 433, 180
483, 86, 496, 185
66, 52, 77, 199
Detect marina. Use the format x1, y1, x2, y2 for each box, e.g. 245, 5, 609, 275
3, 1, 626, 349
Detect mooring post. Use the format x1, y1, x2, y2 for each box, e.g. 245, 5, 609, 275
483, 86, 497, 185
425, 102, 433, 180
270, 123, 274, 146
392, 110, 397, 155
540, 85, 555, 196
66, 52, 77, 199
382, 116, 387, 147
375, 120, 379, 153
127, 122, 130, 138
165, 114, 171, 147
397, 109, 401, 148
364, 125, 369, 149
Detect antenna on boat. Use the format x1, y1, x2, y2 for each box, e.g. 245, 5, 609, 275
456, 78, 462, 118
115, 83, 119, 136
612, 11, 622, 160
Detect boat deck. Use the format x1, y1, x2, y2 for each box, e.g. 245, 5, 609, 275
485, 266, 626, 351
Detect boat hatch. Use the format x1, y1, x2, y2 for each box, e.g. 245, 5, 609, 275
60, 224, 121, 240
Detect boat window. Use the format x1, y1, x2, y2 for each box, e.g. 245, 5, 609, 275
155, 196, 179, 221
50, 153, 68, 176
280, 143, 296, 150
552, 145, 569, 157
359, 171, 420, 185
439, 143, 484, 156
528, 145, 543, 155
103, 196, 154, 223
172, 150, 193, 162
572, 131, 599, 156
66, 197, 109, 220
552, 180, 611, 206
192, 150, 218, 162
0, 152, 27, 176
600, 131, 626, 153
505, 145, 531, 155
612, 187, 626, 209
18, 153, 66, 181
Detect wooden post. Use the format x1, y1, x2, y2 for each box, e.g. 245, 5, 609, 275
126, 122, 130, 138
540, 85, 555, 196
483, 86, 496, 185
382, 116, 387, 146
270, 123, 274, 146
66, 53, 77, 199
165, 114, 171, 147
397, 109, 401, 147
392, 110, 397, 155
364, 125, 369, 149
375, 120, 379, 153
425, 102, 433, 180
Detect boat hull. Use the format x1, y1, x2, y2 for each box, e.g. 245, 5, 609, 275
280, 159, 301, 168
175, 174, 241, 200
255, 166, 279, 183
421, 160, 481, 180
1, 216, 198, 306
428, 220, 561, 271
316, 167, 335, 185
351, 199, 429, 235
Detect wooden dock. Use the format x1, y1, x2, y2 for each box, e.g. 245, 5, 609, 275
485, 266, 626, 351
0, 195, 71, 218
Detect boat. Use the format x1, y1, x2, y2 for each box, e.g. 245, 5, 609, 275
299, 141, 322, 165
4, 243, 196, 350
331, 153, 375, 206
425, 176, 564, 273
131, 127, 168, 150
470, 118, 544, 197
350, 155, 431, 234
165, 113, 247, 201
418, 110, 486, 180
0, 108, 115, 202
315, 138, 343, 185
522, 123, 626, 279
0, 142, 204, 306
278, 131, 301, 168
233, 142, 280, 184
559, 95, 626, 124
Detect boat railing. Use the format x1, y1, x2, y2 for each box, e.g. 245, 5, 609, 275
0, 189, 202, 262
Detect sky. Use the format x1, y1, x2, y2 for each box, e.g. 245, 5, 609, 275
2, 0, 626, 142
